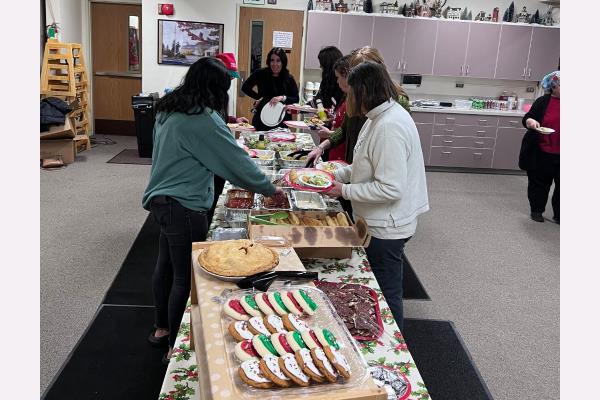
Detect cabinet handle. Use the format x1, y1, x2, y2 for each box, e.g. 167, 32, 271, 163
510, 120, 518, 125
528, 68, 532, 79
522, 67, 526, 78
478, 119, 487, 123
466, 65, 469, 75
442, 151, 452, 155
460, 65, 463, 75
403, 61, 407, 71
443, 140, 453, 143
474, 141, 484, 145
473, 152, 483, 158
476, 130, 486, 136
444, 129, 454, 133
397, 60, 402, 70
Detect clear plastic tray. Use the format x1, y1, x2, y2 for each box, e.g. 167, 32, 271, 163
219, 283, 370, 398
291, 190, 327, 210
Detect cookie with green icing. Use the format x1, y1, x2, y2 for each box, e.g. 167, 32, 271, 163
267, 291, 290, 315
240, 295, 263, 317
285, 331, 308, 352
252, 334, 279, 358
314, 328, 341, 350
292, 289, 318, 315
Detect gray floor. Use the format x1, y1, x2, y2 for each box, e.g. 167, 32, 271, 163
40, 135, 559, 399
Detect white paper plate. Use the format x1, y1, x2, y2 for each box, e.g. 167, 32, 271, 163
536, 127, 555, 135
260, 102, 286, 127
298, 174, 332, 189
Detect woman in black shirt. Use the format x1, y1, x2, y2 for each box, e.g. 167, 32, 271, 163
241, 47, 299, 131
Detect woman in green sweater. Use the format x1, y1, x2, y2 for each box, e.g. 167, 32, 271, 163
142, 57, 280, 363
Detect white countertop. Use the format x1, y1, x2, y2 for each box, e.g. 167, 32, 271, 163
410, 106, 526, 117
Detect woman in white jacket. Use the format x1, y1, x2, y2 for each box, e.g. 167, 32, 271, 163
327, 62, 429, 331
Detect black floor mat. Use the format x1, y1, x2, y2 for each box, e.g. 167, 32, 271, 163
103, 214, 159, 305
107, 149, 152, 165
403, 319, 493, 400
42, 305, 168, 400
402, 254, 430, 300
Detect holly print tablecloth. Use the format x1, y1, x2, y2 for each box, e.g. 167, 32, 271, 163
158, 192, 431, 400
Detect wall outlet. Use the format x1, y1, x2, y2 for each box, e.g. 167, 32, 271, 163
455, 82, 464, 88
526, 86, 535, 92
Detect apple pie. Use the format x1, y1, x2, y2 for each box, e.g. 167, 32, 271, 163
199, 239, 279, 277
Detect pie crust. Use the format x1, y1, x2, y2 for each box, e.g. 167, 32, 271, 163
199, 239, 279, 277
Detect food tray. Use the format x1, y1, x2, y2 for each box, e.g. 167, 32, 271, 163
266, 141, 302, 153
211, 227, 248, 241
251, 150, 276, 166
291, 190, 327, 211
278, 151, 308, 169
225, 190, 256, 221
219, 284, 370, 398
257, 191, 293, 211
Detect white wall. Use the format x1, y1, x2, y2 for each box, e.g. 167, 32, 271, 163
45, 0, 83, 44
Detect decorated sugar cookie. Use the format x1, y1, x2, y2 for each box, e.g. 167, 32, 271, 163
235, 340, 260, 362
314, 328, 341, 350
240, 295, 263, 317
271, 332, 294, 356
255, 292, 276, 315
286, 331, 308, 352
247, 316, 271, 336
311, 347, 338, 383
264, 315, 287, 334
228, 320, 254, 342
239, 359, 273, 389
295, 348, 325, 383
292, 289, 318, 315
224, 298, 250, 320
301, 329, 323, 350
282, 313, 310, 332
323, 346, 352, 380
259, 354, 292, 387
281, 290, 304, 316
252, 334, 279, 358
279, 353, 310, 387
267, 292, 290, 315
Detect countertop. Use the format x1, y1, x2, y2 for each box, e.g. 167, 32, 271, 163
411, 106, 526, 117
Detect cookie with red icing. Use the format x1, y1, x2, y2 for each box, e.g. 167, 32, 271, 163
247, 316, 271, 336
252, 334, 279, 358
263, 314, 286, 334
239, 359, 273, 389
310, 347, 338, 383
228, 320, 254, 342
271, 332, 294, 356
223, 298, 250, 321
255, 292, 276, 315
282, 313, 310, 332
281, 290, 304, 316
295, 348, 325, 383
267, 292, 290, 315
292, 289, 318, 315
300, 329, 323, 350
259, 354, 292, 387
240, 294, 263, 317
235, 340, 260, 362
323, 345, 352, 380
278, 353, 310, 387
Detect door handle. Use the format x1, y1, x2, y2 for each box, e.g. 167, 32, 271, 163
95, 71, 142, 78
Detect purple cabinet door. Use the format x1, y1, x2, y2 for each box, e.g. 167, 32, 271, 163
305, 12, 342, 69
527, 27, 560, 81
433, 20, 468, 77
372, 16, 406, 72
416, 123, 433, 165
495, 25, 533, 80
465, 23, 502, 79
339, 14, 374, 55
492, 127, 526, 169
403, 19, 438, 75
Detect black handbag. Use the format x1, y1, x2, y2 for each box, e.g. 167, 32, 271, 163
519, 130, 539, 171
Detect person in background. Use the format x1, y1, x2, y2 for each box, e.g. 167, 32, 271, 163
241, 47, 299, 131
325, 62, 429, 331
142, 57, 280, 364
521, 71, 560, 223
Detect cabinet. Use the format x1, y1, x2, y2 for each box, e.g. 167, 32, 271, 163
492, 127, 526, 169
304, 12, 342, 69
433, 20, 469, 77
416, 123, 433, 165
495, 25, 533, 80
464, 23, 502, 79
430, 147, 494, 168
371, 16, 406, 72
339, 14, 374, 55
527, 27, 560, 81
402, 19, 437, 75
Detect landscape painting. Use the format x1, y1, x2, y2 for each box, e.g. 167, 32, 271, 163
158, 20, 224, 66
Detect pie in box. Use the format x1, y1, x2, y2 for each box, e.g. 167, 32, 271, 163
199, 239, 279, 277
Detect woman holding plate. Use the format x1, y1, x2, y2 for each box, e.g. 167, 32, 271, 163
520, 70, 560, 223
241, 47, 300, 131
325, 62, 429, 332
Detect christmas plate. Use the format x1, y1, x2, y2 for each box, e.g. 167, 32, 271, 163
283, 168, 335, 192
267, 131, 296, 142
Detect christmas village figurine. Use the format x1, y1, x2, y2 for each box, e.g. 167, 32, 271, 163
474, 10, 486, 21
447, 7, 461, 20
315, 0, 332, 11
350, 0, 364, 12
492, 7, 500, 22
335, 0, 349, 12
380, 1, 390, 13
517, 6, 530, 23
390, 1, 399, 13
429, 0, 448, 18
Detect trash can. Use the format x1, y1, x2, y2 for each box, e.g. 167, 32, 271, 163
132, 92, 159, 158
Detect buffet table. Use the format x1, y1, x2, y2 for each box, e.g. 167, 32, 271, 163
158, 184, 431, 400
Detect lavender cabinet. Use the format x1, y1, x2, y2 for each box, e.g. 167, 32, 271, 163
494, 25, 533, 80
416, 123, 433, 165
402, 19, 438, 75
305, 12, 342, 69
464, 23, 502, 79
371, 16, 406, 72
433, 20, 469, 77
527, 27, 560, 81
492, 127, 526, 170
430, 147, 493, 168
339, 14, 374, 55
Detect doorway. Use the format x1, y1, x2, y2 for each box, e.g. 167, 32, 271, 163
236, 7, 304, 121
91, 2, 142, 135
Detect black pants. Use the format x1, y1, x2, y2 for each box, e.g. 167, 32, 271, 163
527, 151, 560, 219
365, 236, 409, 332
149, 196, 208, 347
206, 174, 226, 227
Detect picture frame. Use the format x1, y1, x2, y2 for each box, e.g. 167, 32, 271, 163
158, 19, 224, 66
243, 0, 266, 5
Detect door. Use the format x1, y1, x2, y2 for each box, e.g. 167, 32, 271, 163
402, 19, 437, 75
494, 25, 532, 80
464, 23, 501, 79
304, 11, 341, 69
339, 14, 373, 55
433, 20, 468, 77
527, 27, 560, 81
91, 2, 141, 135
371, 16, 406, 72
237, 7, 304, 121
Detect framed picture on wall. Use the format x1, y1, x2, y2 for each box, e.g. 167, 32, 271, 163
158, 19, 224, 66
243, 0, 265, 4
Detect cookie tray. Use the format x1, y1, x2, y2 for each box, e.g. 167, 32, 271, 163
219, 283, 374, 399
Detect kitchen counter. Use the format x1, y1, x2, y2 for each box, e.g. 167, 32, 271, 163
411, 106, 526, 117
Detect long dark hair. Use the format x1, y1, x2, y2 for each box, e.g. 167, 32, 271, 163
316, 46, 344, 109
266, 47, 289, 79
156, 57, 231, 118
347, 62, 398, 116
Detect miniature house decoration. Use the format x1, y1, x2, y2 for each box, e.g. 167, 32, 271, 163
315, 0, 332, 11
447, 7, 461, 19
517, 6, 530, 23
350, 0, 364, 12
380, 2, 390, 13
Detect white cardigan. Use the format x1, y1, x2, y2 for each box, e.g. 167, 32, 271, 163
336, 100, 429, 238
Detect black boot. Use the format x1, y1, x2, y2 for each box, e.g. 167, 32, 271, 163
530, 212, 544, 222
